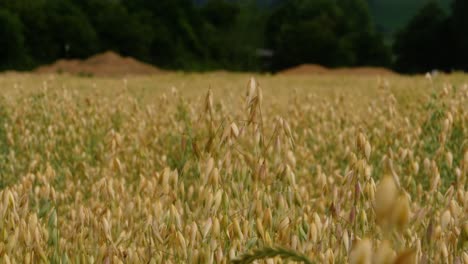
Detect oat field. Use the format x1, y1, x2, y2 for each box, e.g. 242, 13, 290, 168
0, 72, 467, 263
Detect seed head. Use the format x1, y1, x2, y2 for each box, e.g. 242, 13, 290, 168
392, 193, 411, 229
375, 175, 397, 224
373, 240, 395, 264
441, 210, 451, 230
349, 238, 372, 264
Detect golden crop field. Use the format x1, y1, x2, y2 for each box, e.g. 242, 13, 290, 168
0, 72, 467, 263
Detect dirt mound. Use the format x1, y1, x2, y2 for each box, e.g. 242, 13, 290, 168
278, 64, 395, 76
35, 51, 163, 77
333, 67, 395, 76
279, 64, 330, 75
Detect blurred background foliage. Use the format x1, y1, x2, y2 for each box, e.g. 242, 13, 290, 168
0, 0, 465, 73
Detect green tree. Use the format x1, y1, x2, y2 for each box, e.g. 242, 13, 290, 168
393, 1, 450, 73
201, 0, 259, 70
337, 0, 391, 66
349, 31, 392, 67
275, 19, 345, 68
0, 8, 27, 69
337, 0, 372, 31
451, 0, 468, 71
124, 0, 209, 69
266, 0, 345, 70
1, 0, 98, 65
73, 0, 153, 61
44, 0, 98, 59
266, 0, 390, 71
223, 0, 268, 71
0, 0, 50, 66
201, 0, 239, 29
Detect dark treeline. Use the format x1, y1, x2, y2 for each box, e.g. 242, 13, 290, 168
393, 0, 468, 73
0, 0, 466, 73
266, 0, 391, 71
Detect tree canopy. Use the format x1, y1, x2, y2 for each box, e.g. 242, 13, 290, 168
393, 0, 468, 73
393, 2, 450, 73
0, 0, 464, 73
266, 0, 391, 71
0, 9, 26, 70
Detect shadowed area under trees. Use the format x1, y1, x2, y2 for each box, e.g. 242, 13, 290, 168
0, 0, 465, 73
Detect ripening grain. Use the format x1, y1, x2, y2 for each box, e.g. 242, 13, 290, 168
0, 72, 466, 263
